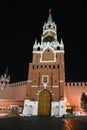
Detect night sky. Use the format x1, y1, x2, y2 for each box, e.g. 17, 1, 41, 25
0, 0, 87, 83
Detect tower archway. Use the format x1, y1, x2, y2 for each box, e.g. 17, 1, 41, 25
38, 89, 51, 116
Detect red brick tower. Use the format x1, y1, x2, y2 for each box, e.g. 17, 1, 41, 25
23, 10, 66, 116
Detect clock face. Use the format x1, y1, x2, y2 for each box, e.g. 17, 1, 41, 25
43, 35, 54, 42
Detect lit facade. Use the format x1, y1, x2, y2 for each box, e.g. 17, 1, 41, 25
23, 10, 66, 116
0, 10, 87, 116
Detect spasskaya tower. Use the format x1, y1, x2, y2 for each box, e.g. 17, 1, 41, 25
23, 9, 66, 116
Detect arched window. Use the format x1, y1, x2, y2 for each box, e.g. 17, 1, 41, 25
37, 47, 40, 51
57, 46, 60, 50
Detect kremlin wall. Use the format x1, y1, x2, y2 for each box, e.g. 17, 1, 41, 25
0, 10, 87, 116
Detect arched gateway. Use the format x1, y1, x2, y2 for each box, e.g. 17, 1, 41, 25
38, 89, 51, 116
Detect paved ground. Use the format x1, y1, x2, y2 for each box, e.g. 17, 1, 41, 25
0, 116, 87, 130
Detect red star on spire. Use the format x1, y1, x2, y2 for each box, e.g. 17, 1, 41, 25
49, 8, 52, 13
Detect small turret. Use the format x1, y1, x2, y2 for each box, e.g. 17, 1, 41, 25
60, 38, 64, 50
0, 67, 10, 90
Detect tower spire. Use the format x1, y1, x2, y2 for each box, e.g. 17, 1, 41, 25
49, 8, 51, 13
47, 8, 53, 23
4, 67, 8, 76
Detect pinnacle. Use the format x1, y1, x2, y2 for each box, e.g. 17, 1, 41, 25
47, 8, 53, 23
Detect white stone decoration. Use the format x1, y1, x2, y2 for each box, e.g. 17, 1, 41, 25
51, 101, 66, 116
23, 99, 38, 116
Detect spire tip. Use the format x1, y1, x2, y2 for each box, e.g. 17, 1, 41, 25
49, 8, 52, 13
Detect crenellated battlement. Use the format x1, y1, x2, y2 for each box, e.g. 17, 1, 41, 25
9, 81, 27, 87
0, 81, 27, 90
65, 82, 87, 87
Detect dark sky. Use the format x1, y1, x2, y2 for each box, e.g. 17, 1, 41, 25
0, 0, 87, 83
